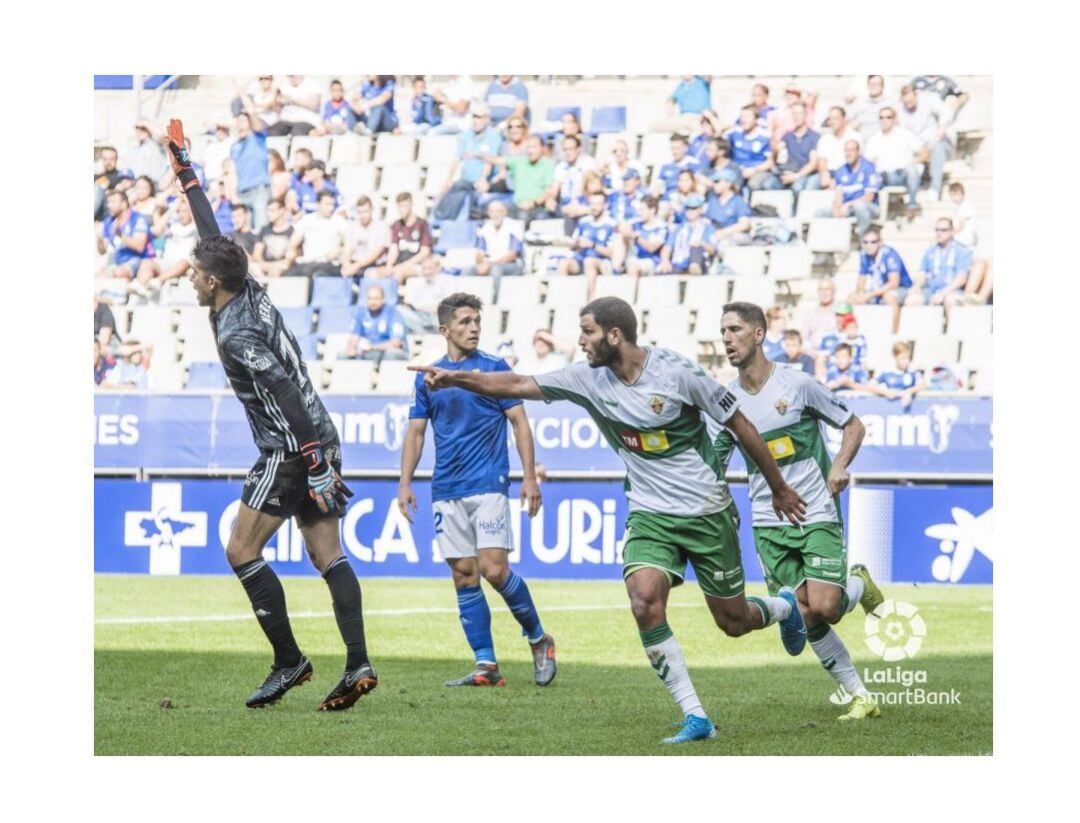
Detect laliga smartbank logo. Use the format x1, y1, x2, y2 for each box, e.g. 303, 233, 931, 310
829, 599, 961, 707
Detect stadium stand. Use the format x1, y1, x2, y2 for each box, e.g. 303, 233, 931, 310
94, 75, 991, 396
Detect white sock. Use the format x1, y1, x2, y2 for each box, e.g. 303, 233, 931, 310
810, 626, 868, 698
747, 595, 791, 627
642, 626, 706, 719
844, 576, 865, 615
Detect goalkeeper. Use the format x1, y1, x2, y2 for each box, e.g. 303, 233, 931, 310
166, 119, 377, 711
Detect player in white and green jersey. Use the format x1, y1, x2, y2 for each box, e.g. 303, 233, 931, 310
714, 302, 886, 721
411, 297, 809, 744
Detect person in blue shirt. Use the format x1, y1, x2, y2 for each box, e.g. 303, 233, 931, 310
772, 329, 816, 375
661, 169, 699, 226
694, 136, 741, 188
484, 75, 529, 128
821, 140, 881, 235
351, 75, 398, 134
558, 191, 619, 289
316, 79, 359, 135
434, 102, 504, 222
653, 133, 700, 196
777, 101, 822, 194
705, 167, 753, 245
670, 75, 712, 116
747, 83, 777, 129
622, 195, 670, 277
689, 111, 722, 164
659, 194, 715, 275
292, 160, 340, 214
853, 227, 912, 331
409, 76, 442, 132
818, 306, 869, 369
866, 340, 927, 408
230, 103, 271, 230
906, 217, 973, 311
399, 292, 555, 688
607, 167, 646, 225
726, 104, 781, 191
762, 305, 788, 361
823, 343, 868, 391
98, 189, 155, 284
343, 284, 408, 364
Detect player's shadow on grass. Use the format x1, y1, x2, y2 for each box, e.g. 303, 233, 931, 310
95, 649, 992, 756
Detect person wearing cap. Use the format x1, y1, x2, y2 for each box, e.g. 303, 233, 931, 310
434, 101, 503, 221
659, 194, 715, 275
821, 140, 881, 235
726, 105, 781, 192
622, 195, 670, 278
558, 191, 618, 295
653, 133, 700, 197
777, 101, 822, 194
607, 167, 646, 225
817, 304, 868, 371
294, 160, 340, 214
853, 227, 912, 332
705, 167, 752, 243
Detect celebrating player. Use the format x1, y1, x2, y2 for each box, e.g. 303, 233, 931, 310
164, 119, 376, 710
715, 302, 884, 720
411, 297, 807, 744
398, 293, 555, 688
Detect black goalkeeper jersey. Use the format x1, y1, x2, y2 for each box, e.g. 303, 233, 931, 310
210, 277, 339, 454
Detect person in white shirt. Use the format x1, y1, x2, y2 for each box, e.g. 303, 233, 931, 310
286, 190, 347, 276
898, 84, 951, 200
947, 181, 977, 247
341, 196, 390, 278
202, 122, 235, 186
466, 200, 525, 301
863, 106, 929, 218
146, 198, 198, 284
431, 75, 478, 134
398, 255, 453, 333
269, 75, 322, 137
231, 75, 281, 127
510, 330, 575, 376
816, 106, 863, 178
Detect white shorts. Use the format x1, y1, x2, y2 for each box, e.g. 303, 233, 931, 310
433, 493, 514, 559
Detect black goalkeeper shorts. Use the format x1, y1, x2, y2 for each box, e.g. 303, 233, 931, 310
241, 443, 345, 526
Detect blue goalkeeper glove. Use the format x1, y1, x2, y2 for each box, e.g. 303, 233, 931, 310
301, 441, 353, 514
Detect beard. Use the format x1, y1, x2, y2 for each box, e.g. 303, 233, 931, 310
589, 336, 619, 369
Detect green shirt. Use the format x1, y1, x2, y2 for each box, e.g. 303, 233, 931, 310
505, 155, 555, 205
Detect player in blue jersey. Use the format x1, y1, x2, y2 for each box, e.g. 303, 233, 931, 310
398, 293, 555, 688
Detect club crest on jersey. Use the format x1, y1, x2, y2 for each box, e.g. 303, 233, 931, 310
775, 398, 789, 415
649, 395, 665, 415
244, 347, 271, 372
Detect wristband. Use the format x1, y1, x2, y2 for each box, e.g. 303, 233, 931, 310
300, 441, 328, 473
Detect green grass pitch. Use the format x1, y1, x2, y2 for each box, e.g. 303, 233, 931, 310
95, 575, 992, 755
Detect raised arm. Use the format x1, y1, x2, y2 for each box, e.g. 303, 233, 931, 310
164, 119, 220, 240
409, 364, 544, 400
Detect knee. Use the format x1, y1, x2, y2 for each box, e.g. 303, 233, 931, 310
629, 592, 663, 627
480, 562, 509, 589
809, 602, 842, 625
225, 538, 260, 569
713, 612, 751, 637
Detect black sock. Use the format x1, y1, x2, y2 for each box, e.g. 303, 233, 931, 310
233, 558, 302, 668
322, 555, 369, 669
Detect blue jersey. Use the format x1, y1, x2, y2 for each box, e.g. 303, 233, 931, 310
360, 78, 395, 109
573, 214, 618, 260
706, 191, 752, 229
668, 219, 715, 268
876, 369, 921, 390
412, 92, 441, 127
671, 76, 711, 115
656, 157, 699, 194
819, 332, 868, 366
607, 189, 645, 223
352, 304, 407, 348
409, 351, 522, 502
859, 245, 912, 289
826, 362, 867, 385
727, 127, 772, 168
103, 210, 153, 265
630, 218, 669, 263
762, 335, 785, 362
920, 240, 973, 293
322, 100, 358, 131
833, 158, 881, 204
294, 179, 341, 213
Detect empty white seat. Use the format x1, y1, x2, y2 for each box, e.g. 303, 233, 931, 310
265, 136, 291, 160
767, 245, 813, 280
852, 305, 894, 341
374, 360, 415, 394
414, 334, 448, 362
795, 189, 836, 222
159, 279, 199, 306
180, 334, 220, 364
639, 132, 673, 167
684, 276, 731, 310
593, 275, 636, 303
647, 305, 692, 337
128, 306, 175, 346
504, 306, 550, 343
729, 277, 778, 307
751, 189, 795, 218
94, 278, 131, 303
147, 360, 186, 393
897, 305, 945, 338
444, 248, 479, 271
289, 136, 330, 164
636, 275, 682, 308
959, 335, 992, 370
373, 134, 416, 165
453, 276, 494, 307
527, 218, 569, 240
265, 277, 311, 308
423, 164, 454, 196
305, 362, 326, 390
321, 333, 354, 362
417, 135, 459, 165
335, 164, 378, 204
550, 305, 584, 339
378, 164, 422, 197
947, 305, 993, 338
807, 219, 853, 254
864, 334, 902, 374
328, 135, 372, 170
326, 360, 374, 394
722, 246, 767, 277
972, 361, 992, 395
176, 307, 213, 340
544, 276, 588, 307
497, 276, 542, 307
912, 335, 960, 370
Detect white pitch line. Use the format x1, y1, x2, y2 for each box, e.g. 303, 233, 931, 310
95, 602, 701, 627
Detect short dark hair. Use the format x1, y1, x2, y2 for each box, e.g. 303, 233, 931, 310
101, 145, 117, 156
193, 235, 249, 292
642, 195, 660, 212
670, 132, 689, 145
834, 342, 853, 355
232, 202, 248, 214
562, 134, 581, 149
783, 329, 802, 342
862, 226, 881, 240
268, 197, 286, 210
580, 297, 637, 344
722, 301, 767, 332
356, 195, 373, 208
437, 292, 483, 326
412, 75, 426, 84
317, 190, 336, 203
330, 78, 343, 88
396, 191, 413, 204
948, 182, 965, 194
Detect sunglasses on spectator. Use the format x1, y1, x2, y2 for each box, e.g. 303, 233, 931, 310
862, 238, 880, 244
509, 123, 525, 129
879, 114, 895, 120
935, 227, 952, 232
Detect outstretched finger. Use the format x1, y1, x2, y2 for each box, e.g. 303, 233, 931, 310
407, 365, 435, 374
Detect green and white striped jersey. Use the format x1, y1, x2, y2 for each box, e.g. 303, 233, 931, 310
533, 347, 741, 516
714, 364, 852, 528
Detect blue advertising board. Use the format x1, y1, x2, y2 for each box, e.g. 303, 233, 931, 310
95, 393, 992, 476
95, 479, 992, 584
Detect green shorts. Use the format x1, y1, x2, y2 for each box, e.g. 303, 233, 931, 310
753, 522, 847, 596
622, 507, 744, 599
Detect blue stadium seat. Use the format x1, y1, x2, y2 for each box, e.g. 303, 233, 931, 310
293, 333, 319, 361
315, 306, 356, 337
546, 106, 582, 124
310, 277, 355, 309
588, 106, 627, 135
435, 220, 478, 254
356, 275, 398, 306
279, 307, 313, 338
186, 361, 228, 390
